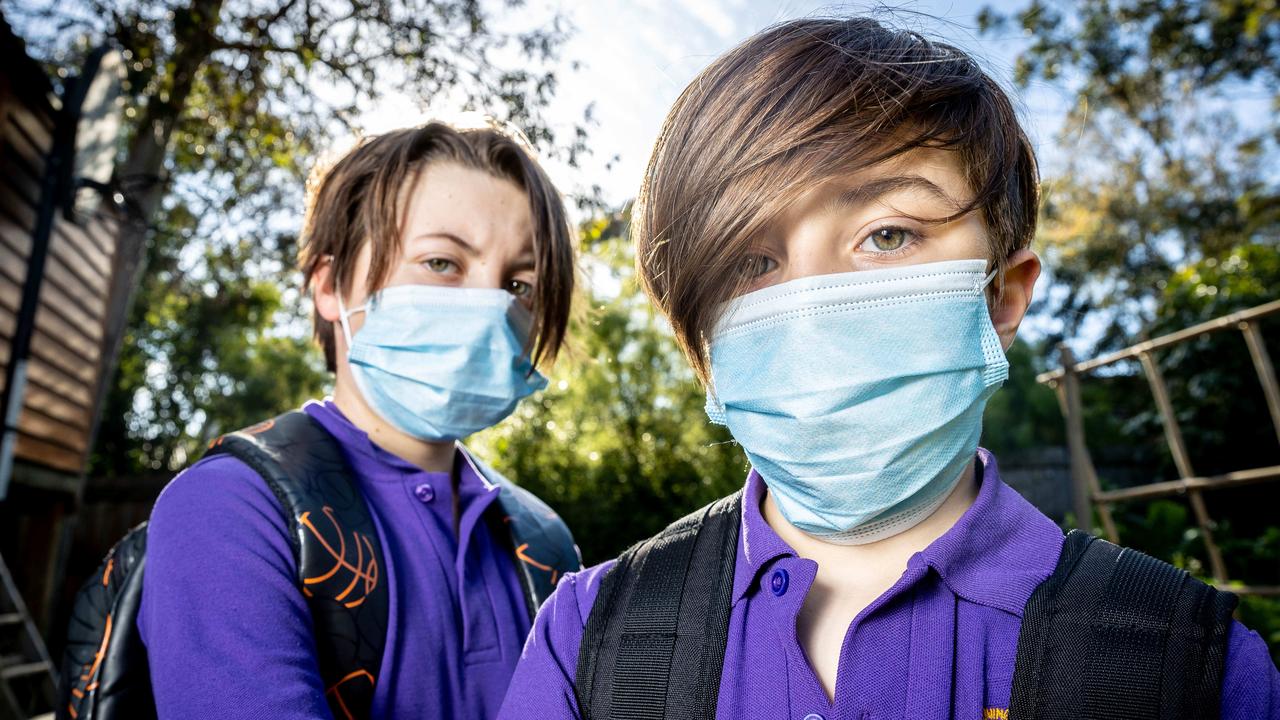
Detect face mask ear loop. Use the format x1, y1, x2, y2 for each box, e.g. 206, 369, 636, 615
336, 294, 352, 348
980, 267, 1000, 292
336, 293, 366, 350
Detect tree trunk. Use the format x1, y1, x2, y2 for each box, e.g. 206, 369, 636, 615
87, 0, 226, 465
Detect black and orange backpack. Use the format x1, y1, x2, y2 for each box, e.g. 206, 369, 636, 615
56, 410, 579, 720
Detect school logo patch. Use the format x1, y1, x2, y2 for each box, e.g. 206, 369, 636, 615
983, 709, 1008, 720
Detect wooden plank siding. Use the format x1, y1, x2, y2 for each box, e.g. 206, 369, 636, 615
1, 180, 113, 297
0, 74, 120, 478
0, 20, 138, 646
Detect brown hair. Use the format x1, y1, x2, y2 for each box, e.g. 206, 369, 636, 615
299, 122, 574, 372
633, 17, 1040, 382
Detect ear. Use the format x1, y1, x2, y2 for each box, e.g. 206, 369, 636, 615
991, 248, 1041, 351
312, 257, 342, 325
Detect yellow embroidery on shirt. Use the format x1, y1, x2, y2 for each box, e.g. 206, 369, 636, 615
983, 709, 1008, 720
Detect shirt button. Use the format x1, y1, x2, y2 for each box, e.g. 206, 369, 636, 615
413, 482, 435, 503
769, 568, 789, 597
803, 714, 825, 720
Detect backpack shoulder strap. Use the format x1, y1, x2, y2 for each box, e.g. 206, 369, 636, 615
1010, 530, 1238, 720
576, 489, 743, 720
206, 410, 389, 720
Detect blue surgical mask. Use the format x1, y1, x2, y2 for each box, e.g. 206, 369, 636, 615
338, 285, 547, 440
705, 258, 1007, 544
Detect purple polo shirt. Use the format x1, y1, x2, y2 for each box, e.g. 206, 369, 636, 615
498, 449, 1279, 719
138, 399, 531, 719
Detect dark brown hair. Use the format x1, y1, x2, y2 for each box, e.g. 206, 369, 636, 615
633, 17, 1040, 381
298, 122, 574, 371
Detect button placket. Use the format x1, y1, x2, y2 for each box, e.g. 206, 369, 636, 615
900, 575, 958, 719
455, 483, 505, 663
760, 558, 831, 716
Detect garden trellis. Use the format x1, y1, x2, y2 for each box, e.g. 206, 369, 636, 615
1039, 299, 1280, 596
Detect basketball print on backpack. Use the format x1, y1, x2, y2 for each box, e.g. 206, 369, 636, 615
298, 506, 381, 608
58, 525, 152, 720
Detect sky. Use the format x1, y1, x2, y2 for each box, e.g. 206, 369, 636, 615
362, 0, 1080, 209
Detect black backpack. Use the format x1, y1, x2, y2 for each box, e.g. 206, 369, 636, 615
56, 410, 580, 720
576, 490, 1239, 720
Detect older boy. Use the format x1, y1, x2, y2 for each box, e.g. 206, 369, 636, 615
127, 123, 579, 720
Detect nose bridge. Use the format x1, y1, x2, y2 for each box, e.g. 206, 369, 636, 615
465, 254, 507, 289
784, 225, 849, 283
460, 216, 510, 290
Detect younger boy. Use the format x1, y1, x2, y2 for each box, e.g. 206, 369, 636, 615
496, 17, 1279, 720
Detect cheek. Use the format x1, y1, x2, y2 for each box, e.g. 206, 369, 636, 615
348, 241, 374, 285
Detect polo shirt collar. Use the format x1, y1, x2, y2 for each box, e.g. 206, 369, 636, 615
733, 469, 796, 603
303, 398, 423, 478
918, 448, 1064, 616
731, 448, 1064, 616
302, 399, 495, 493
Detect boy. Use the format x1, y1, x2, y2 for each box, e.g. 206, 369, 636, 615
113, 122, 579, 720
496, 17, 1279, 720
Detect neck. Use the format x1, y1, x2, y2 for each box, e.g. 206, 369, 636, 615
331, 376, 457, 473
762, 459, 980, 578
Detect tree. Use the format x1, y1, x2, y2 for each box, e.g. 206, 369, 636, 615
4, 0, 589, 474
471, 210, 747, 565
981, 1, 1280, 658
979, 0, 1280, 353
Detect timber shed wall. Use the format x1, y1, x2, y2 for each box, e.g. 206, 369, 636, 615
0, 26, 120, 478
0, 17, 127, 639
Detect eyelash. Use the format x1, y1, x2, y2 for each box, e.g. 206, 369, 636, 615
855, 224, 922, 256
424, 257, 459, 274
738, 223, 923, 279
738, 254, 778, 280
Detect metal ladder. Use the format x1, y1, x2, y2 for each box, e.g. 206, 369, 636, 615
0, 551, 55, 720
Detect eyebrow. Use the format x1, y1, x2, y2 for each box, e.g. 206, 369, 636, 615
410, 232, 479, 255
507, 255, 537, 273
827, 175, 963, 214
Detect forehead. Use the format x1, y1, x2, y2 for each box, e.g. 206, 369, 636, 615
401, 161, 533, 238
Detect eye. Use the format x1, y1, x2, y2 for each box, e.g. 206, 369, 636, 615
859, 227, 917, 253
506, 279, 533, 298
424, 258, 458, 274
737, 254, 778, 279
